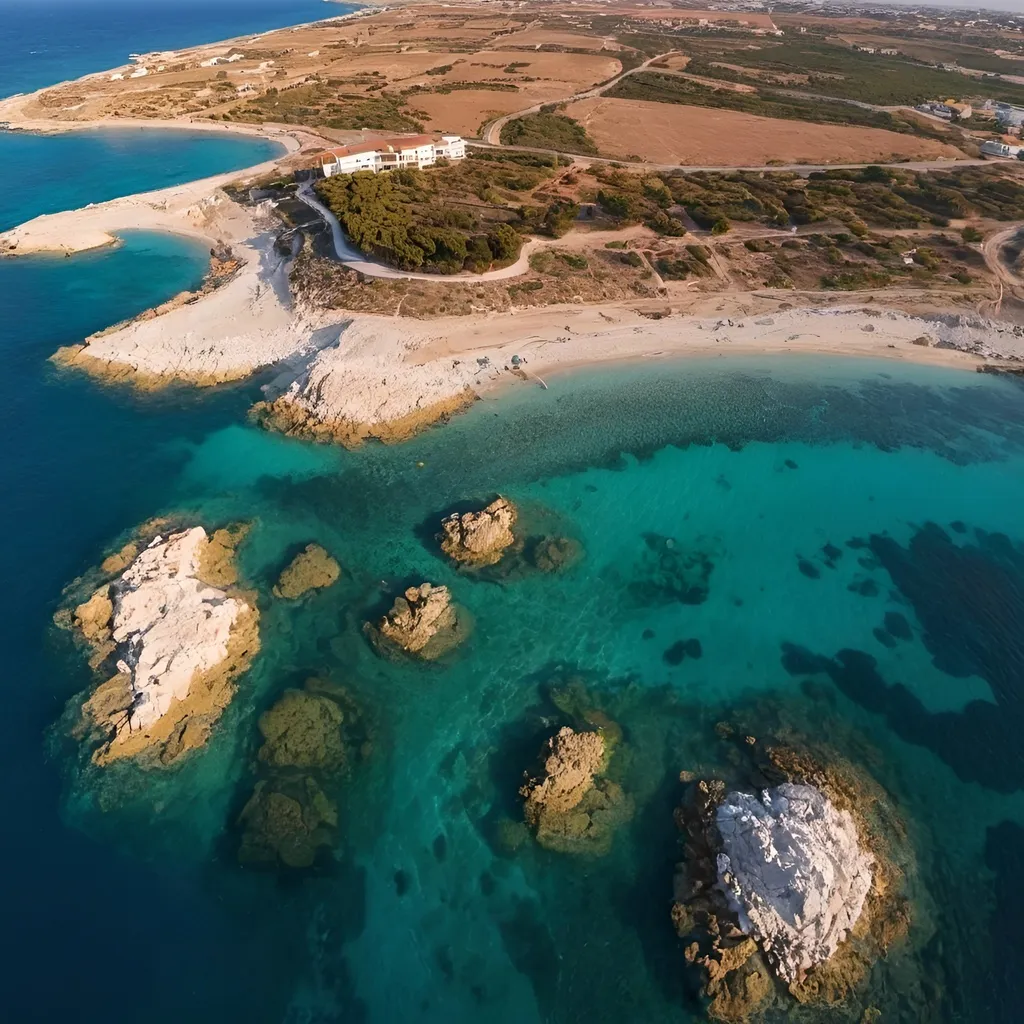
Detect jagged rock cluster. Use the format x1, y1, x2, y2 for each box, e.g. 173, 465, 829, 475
364, 583, 468, 660
715, 783, 874, 984
272, 543, 341, 599
521, 725, 632, 855
439, 497, 517, 567
70, 525, 259, 765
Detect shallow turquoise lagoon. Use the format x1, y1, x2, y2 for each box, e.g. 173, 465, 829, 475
9, 244, 1024, 1021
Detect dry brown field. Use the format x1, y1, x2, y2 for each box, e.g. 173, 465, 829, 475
562, 97, 968, 165
412, 83, 572, 136
484, 29, 623, 51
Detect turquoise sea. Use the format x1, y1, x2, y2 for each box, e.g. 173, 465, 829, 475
3, 5, 1024, 1024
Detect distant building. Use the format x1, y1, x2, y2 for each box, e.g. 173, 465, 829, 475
981, 140, 1021, 157
995, 102, 1024, 127
318, 135, 467, 177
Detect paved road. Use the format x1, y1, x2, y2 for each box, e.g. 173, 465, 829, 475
296, 182, 535, 281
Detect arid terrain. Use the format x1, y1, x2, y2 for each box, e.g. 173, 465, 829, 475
562, 97, 967, 165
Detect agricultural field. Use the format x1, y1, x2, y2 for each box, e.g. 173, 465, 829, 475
605, 71, 966, 144
559, 96, 966, 165
677, 38, 1024, 107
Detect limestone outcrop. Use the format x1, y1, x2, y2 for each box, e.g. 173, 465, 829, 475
439, 498, 517, 568
521, 726, 631, 855
671, 736, 915, 1021
272, 543, 340, 599
364, 583, 468, 659
70, 526, 259, 765
716, 783, 874, 984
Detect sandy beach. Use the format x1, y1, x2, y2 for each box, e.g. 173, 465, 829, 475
7, 168, 1023, 431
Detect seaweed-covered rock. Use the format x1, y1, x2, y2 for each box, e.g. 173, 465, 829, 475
69, 525, 259, 766
716, 784, 874, 984
237, 775, 337, 869
439, 497, 517, 568
257, 688, 347, 770
272, 544, 341, 599
365, 583, 468, 659
521, 726, 632, 855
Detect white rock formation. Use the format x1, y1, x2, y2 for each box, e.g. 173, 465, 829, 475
110, 527, 248, 730
715, 783, 873, 983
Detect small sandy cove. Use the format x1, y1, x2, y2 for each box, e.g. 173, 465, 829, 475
4, 150, 1022, 441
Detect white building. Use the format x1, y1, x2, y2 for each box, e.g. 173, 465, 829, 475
996, 103, 1024, 127
318, 135, 467, 177
981, 140, 1021, 157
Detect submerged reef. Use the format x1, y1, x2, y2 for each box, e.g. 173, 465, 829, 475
672, 740, 915, 1021
364, 582, 469, 660
629, 532, 714, 606
794, 521, 1024, 793
272, 543, 341, 600
237, 677, 368, 871
439, 497, 517, 568
61, 523, 259, 766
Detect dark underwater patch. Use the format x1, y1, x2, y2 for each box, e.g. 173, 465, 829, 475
628, 533, 714, 606
394, 870, 410, 897
780, 642, 1020, 793
872, 628, 897, 649
784, 459, 798, 469
432, 833, 448, 863
663, 639, 702, 666
848, 578, 879, 597
497, 898, 560, 1012
884, 611, 912, 641
823, 542, 843, 565
983, 821, 1024, 1020
797, 557, 821, 579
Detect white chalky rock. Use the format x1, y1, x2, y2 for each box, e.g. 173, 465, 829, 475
715, 783, 873, 982
110, 527, 247, 730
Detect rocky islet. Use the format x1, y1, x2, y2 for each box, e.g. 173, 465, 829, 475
439, 496, 517, 568
364, 582, 469, 660
67, 525, 259, 766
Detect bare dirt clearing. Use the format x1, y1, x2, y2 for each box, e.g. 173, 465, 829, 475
563, 97, 969, 165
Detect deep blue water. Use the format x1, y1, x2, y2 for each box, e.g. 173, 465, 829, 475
4, 4, 1024, 1024
0, 0, 358, 100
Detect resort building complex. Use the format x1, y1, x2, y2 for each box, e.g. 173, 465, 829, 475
318, 134, 467, 177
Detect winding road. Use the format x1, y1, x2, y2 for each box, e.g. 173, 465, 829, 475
295, 183, 536, 281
